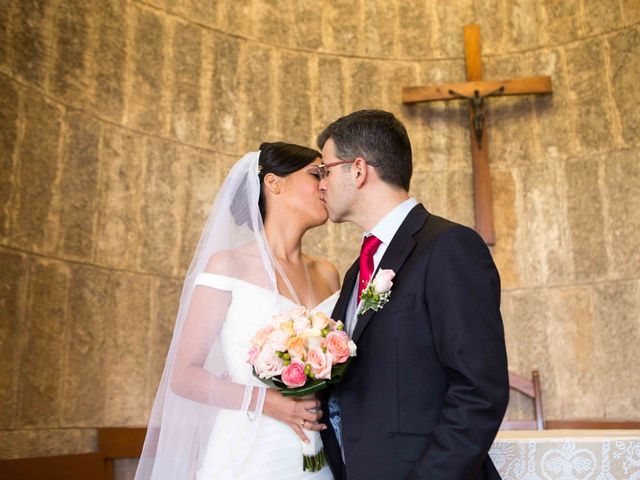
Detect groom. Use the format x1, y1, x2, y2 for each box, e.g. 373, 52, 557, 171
317, 110, 509, 479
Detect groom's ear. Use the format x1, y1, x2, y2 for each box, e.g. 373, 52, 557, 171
352, 157, 368, 188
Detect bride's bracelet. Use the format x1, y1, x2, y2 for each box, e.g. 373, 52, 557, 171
246, 386, 257, 421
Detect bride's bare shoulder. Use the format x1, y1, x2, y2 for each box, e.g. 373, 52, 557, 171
204, 243, 261, 275
233, 241, 261, 258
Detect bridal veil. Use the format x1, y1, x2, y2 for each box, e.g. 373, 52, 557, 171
135, 151, 301, 479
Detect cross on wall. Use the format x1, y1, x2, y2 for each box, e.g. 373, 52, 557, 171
403, 24, 553, 246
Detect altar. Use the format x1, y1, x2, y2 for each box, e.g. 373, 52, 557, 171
489, 430, 640, 479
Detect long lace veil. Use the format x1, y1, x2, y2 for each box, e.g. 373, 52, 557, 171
135, 151, 297, 479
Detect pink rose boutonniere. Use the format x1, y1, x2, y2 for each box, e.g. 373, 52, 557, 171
358, 269, 395, 315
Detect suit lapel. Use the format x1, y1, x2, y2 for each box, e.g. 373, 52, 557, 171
352, 204, 430, 343
331, 259, 359, 323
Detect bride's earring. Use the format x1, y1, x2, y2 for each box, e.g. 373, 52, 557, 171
265, 174, 281, 195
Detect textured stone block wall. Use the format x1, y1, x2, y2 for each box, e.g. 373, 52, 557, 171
0, 0, 639, 461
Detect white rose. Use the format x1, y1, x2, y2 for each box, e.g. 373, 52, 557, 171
306, 333, 325, 350
373, 269, 395, 293
293, 315, 311, 334
270, 313, 289, 328
267, 329, 290, 351
347, 340, 357, 357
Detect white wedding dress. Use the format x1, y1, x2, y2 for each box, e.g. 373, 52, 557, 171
194, 273, 337, 480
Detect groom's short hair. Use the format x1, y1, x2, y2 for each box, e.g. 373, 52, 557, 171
317, 110, 412, 191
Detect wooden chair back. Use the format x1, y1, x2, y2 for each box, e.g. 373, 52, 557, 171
501, 369, 544, 430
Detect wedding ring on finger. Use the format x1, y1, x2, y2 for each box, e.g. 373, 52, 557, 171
301, 420, 306, 428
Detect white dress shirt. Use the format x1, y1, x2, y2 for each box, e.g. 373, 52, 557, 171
345, 197, 418, 336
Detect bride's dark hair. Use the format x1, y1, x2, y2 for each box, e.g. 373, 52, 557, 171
257, 142, 320, 220
230, 142, 320, 228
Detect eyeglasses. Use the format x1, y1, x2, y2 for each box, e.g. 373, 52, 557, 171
315, 159, 379, 179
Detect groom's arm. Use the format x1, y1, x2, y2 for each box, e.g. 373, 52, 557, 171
409, 225, 509, 480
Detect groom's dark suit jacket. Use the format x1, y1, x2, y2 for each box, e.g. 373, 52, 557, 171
320, 204, 509, 480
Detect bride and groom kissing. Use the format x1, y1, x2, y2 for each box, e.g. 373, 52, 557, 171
136, 110, 510, 480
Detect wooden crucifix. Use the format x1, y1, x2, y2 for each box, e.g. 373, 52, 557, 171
402, 24, 552, 246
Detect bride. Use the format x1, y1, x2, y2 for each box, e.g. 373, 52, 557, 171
135, 142, 339, 479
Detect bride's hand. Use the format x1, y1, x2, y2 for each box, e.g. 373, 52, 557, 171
263, 390, 326, 443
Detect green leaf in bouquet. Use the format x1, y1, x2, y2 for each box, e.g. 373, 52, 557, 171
281, 379, 328, 397
327, 357, 353, 385
252, 370, 287, 390
252, 358, 355, 397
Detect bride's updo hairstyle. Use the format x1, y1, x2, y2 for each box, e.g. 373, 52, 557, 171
257, 142, 320, 220
230, 142, 320, 228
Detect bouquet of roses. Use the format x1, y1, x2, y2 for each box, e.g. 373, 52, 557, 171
247, 306, 356, 471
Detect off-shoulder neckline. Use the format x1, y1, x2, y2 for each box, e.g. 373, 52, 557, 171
196, 272, 339, 312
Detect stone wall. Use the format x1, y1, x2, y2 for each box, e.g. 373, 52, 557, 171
1, 0, 639, 461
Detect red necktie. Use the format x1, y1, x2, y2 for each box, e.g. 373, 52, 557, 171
358, 235, 382, 301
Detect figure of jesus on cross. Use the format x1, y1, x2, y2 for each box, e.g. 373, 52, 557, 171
403, 24, 553, 246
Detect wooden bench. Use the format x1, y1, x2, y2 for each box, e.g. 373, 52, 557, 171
0, 428, 146, 480
2, 422, 640, 479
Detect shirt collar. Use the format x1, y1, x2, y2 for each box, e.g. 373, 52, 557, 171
365, 198, 418, 245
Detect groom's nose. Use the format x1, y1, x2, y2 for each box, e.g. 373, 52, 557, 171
318, 178, 327, 191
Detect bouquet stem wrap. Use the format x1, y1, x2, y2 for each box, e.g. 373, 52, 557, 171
301, 428, 325, 471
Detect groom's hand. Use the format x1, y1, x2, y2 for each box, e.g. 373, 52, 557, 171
263, 390, 327, 443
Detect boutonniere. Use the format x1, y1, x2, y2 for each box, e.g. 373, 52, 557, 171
358, 269, 395, 315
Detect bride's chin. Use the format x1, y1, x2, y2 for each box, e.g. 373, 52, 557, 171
310, 214, 328, 228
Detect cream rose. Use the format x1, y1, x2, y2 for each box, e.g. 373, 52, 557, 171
310, 312, 331, 330
286, 335, 307, 361
254, 345, 284, 379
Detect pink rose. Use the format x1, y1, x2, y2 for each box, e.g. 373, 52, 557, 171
307, 347, 332, 380
325, 330, 352, 364
373, 269, 395, 293
252, 325, 274, 347
253, 345, 284, 379
281, 360, 307, 387
310, 312, 331, 330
